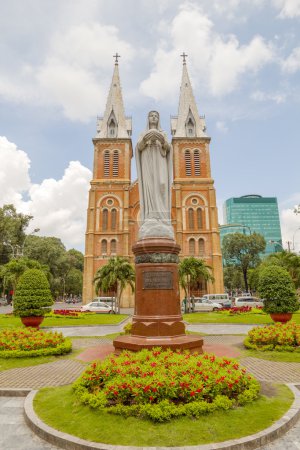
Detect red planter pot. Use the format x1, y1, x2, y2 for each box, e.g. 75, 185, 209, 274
270, 313, 293, 323
21, 316, 44, 329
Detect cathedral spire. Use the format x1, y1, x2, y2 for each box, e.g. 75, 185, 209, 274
171, 57, 206, 138
96, 56, 132, 139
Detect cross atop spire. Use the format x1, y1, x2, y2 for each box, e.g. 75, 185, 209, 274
180, 52, 188, 64
113, 53, 121, 64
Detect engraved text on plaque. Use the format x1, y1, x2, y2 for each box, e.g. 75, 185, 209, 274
143, 271, 173, 290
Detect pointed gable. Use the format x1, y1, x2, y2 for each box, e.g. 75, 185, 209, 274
171, 62, 207, 138
97, 63, 132, 139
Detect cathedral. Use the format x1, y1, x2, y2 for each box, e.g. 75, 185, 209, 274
82, 57, 224, 306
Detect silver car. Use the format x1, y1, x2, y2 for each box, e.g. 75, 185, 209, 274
193, 298, 222, 312
80, 301, 115, 313
233, 297, 264, 308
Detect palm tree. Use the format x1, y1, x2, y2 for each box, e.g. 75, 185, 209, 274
93, 257, 135, 314
178, 257, 214, 312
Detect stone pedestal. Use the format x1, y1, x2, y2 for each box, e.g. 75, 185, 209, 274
113, 237, 203, 353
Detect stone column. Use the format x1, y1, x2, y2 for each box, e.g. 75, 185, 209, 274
113, 237, 203, 353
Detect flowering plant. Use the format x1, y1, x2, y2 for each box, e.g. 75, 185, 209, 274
73, 348, 259, 422
52, 309, 80, 317
0, 328, 72, 358
245, 322, 300, 351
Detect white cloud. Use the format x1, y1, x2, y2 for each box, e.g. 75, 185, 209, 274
281, 47, 300, 73
273, 0, 300, 17
0, 137, 91, 249
251, 90, 286, 103
0, 22, 135, 122
280, 194, 300, 253
140, 4, 274, 100
0, 137, 31, 206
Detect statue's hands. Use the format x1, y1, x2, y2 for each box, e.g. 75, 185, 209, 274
143, 130, 164, 143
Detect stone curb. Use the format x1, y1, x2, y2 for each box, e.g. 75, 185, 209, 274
0, 388, 31, 397
24, 384, 300, 450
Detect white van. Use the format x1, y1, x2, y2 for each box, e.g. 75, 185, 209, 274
200, 293, 229, 305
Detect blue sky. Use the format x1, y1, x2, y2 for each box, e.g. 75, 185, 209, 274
0, 0, 300, 251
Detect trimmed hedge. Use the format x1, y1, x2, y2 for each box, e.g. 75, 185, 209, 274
13, 269, 53, 317
0, 328, 72, 358
258, 265, 299, 314
73, 348, 260, 422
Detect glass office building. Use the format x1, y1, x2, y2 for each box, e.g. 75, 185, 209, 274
221, 195, 282, 256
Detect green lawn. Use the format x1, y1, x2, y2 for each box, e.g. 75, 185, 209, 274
184, 311, 300, 324
34, 384, 293, 447
0, 314, 127, 328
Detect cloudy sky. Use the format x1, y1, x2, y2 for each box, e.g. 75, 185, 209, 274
1, 0, 300, 252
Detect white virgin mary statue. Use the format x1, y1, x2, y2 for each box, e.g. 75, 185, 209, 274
135, 111, 174, 239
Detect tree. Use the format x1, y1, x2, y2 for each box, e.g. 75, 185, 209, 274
93, 257, 135, 313
222, 232, 266, 292
258, 265, 299, 314
0, 204, 32, 263
65, 268, 83, 296
0, 257, 48, 294
13, 268, 53, 318
178, 257, 214, 312
23, 235, 66, 276
223, 266, 244, 292
261, 251, 300, 289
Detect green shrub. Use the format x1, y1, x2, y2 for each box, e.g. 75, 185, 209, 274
258, 265, 299, 314
123, 323, 132, 335
13, 269, 53, 317
73, 348, 259, 422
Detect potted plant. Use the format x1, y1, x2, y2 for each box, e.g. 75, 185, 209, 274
13, 268, 53, 328
258, 265, 299, 323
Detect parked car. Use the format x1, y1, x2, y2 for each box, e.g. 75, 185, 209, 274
233, 297, 264, 308
80, 301, 115, 313
193, 298, 223, 312
200, 293, 229, 305
221, 300, 232, 309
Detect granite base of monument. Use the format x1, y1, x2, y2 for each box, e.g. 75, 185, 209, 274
113, 237, 203, 354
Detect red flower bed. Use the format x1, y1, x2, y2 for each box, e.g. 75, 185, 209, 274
53, 309, 81, 317
73, 348, 259, 422
245, 322, 300, 351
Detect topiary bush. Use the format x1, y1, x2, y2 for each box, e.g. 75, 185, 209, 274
0, 328, 72, 358
258, 265, 299, 314
245, 322, 300, 351
73, 348, 260, 422
13, 269, 53, 317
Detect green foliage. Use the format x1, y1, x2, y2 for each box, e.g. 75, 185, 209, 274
179, 257, 214, 294
0, 257, 48, 291
0, 204, 32, 264
261, 251, 300, 289
73, 348, 259, 422
258, 265, 299, 314
123, 323, 132, 335
245, 322, 300, 351
93, 257, 135, 313
13, 268, 53, 317
223, 266, 244, 291
222, 232, 266, 291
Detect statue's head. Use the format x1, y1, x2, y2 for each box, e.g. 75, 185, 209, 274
148, 111, 160, 129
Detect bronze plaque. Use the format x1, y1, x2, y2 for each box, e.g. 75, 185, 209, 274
143, 271, 173, 290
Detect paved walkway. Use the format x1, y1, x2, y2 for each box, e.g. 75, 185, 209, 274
2, 325, 300, 449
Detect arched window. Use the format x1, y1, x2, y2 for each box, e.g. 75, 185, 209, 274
194, 149, 200, 176
104, 151, 110, 177
185, 150, 191, 176
111, 239, 117, 254
188, 208, 194, 229
108, 118, 116, 137
102, 209, 108, 231
197, 208, 203, 229
111, 208, 117, 230
101, 239, 107, 254
198, 239, 205, 257
189, 238, 195, 255
113, 150, 119, 177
